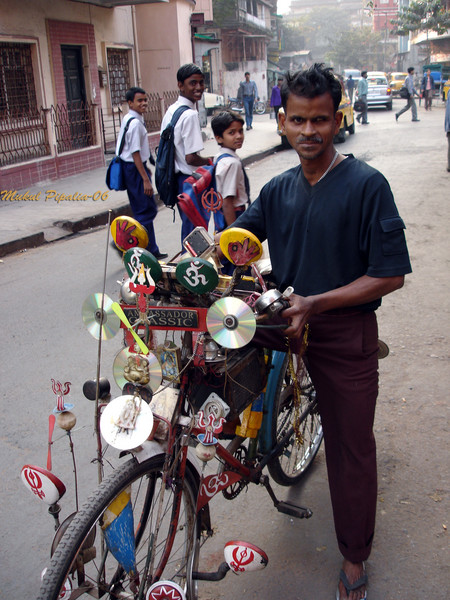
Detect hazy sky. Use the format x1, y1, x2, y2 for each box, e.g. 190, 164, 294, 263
277, 0, 291, 15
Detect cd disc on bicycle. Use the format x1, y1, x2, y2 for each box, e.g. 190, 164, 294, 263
113, 347, 162, 393
206, 297, 256, 349
81, 293, 120, 340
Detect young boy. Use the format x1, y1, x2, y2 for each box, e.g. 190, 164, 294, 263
210, 110, 250, 230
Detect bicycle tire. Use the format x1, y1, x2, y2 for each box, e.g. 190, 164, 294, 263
37, 454, 199, 600
268, 355, 323, 486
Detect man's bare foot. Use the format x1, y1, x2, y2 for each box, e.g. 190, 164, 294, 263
337, 560, 367, 600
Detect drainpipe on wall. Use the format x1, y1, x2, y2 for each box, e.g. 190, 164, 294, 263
131, 6, 142, 87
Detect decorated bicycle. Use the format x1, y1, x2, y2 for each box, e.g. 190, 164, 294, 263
23, 207, 323, 600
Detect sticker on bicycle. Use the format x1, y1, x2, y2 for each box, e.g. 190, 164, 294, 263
21, 465, 66, 505
122, 306, 208, 331
224, 540, 269, 573
197, 472, 243, 511
175, 257, 218, 294
111, 215, 149, 252
146, 580, 186, 600
219, 227, 263, 266
123, 247, 163, 293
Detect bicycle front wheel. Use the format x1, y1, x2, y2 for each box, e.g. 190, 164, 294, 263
37, 454, 199, 600
268, 356, 323, 486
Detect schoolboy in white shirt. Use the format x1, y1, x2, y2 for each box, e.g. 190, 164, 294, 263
211, 110, 249, 228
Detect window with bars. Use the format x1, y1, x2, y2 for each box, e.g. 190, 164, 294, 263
107, 48, 131, 107
0, 42, 38, 119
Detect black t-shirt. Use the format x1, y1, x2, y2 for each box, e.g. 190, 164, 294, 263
234, 155, 412, 311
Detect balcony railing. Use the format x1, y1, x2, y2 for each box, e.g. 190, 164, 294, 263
0, 107, 50, 167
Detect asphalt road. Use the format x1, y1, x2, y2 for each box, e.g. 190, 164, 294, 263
0, 99, 448, 599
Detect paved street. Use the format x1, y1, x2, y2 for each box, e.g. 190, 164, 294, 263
1, 100, 449, 599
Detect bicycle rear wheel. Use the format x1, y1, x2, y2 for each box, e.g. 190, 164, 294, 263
268, 355, 323, 486
37, 454, 199, 600
254, 101, 266, 114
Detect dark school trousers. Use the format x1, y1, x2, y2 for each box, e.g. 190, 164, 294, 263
254, 309, 379, 563
122, 161, 160, 255
306, 310, 379, 563
177, 173, 211, 245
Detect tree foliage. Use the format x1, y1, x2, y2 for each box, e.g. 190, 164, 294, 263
280, 6, 352, 58
211, 0, 237, 27
391, 0, 450, 36
325, 27, 383, 70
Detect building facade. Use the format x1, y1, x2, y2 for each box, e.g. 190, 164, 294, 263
201, 0, 279, 102
0, 0, 211, 189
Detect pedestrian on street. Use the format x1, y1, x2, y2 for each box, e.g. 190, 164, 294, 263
238, 72, 258, 130
395, 67, 420, 122
421, 69, 435, 111
346, 75, 355, 103
118, 87, 167, 259
160, 63, 212, 243
445, 95, 450, 172
356, 71, 369, 125
220, 63, 411, 600
270, 76, 283, 122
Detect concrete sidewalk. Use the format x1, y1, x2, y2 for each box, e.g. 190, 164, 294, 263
0, 114, 282, 258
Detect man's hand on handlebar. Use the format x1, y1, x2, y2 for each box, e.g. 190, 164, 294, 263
281, 294, 315, 338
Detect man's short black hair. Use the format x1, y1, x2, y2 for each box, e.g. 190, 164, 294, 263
177, 63, 203, 83
211, 109, 244, 139
281, 63, 342, 113
245, 72, 250, 77
361, 71, 368, 77
408, 66, 415, 74
126, 87, 146, 102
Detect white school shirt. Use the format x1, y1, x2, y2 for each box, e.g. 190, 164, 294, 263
160, 96, 204, 175
214, 149, 248, 208
117, 110, 150, 163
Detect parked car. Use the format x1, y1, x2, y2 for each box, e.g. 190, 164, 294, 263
365, 72, 392, 110
276, 78, 355, 147
334, 79, 355, 143
389, 72, 408, 97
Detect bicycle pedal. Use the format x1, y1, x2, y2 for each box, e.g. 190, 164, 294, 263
275, 500, 313, 519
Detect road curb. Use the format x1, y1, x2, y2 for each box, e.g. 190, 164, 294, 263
0, 232, 46, 258
1, 144, 283, 258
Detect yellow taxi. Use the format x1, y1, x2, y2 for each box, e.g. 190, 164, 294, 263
277, 78, 354, 147
389, 72, 408, 97
443, 79, 450, 101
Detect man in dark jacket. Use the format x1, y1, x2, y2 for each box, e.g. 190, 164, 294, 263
421, 69, 435, 110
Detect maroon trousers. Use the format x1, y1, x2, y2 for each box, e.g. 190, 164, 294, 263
255, 310, 379, 562
305, 310, 379, 563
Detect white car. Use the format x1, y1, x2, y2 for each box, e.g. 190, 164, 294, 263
366, 71, 392, 110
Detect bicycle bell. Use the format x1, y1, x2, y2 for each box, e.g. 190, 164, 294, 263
254, 286, 294, 317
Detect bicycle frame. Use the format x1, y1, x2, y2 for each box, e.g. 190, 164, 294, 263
132, 348, 288, 514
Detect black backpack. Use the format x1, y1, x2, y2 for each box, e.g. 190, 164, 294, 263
155, 105, 189, 208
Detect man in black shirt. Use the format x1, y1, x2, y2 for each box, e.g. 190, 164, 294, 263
229, 64, 411, 600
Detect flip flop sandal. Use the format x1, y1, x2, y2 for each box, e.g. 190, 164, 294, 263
335, 567, 368, 600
